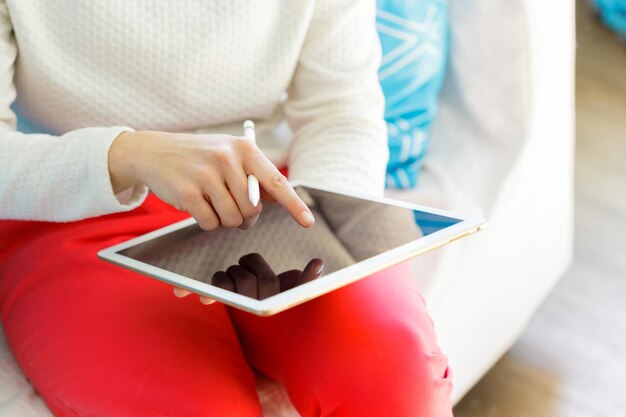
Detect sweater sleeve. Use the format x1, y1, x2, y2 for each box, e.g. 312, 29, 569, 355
284, 0, 388, 197
0, 2, 147, 221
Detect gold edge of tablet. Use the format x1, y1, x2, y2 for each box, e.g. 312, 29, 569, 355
259, 223, 487, 316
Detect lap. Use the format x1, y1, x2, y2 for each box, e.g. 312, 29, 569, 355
0, 195, 452, 417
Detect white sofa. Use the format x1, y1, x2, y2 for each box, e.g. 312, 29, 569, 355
0, 0, 575, 415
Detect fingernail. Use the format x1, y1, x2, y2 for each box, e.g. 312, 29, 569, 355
315, 263, 324, 275
300, 210, 314, 226
201, 298, 216, 305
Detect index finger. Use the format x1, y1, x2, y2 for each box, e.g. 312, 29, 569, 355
244, 154, 314, 228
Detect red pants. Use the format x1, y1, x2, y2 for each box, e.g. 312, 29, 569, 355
0, 195, 453, 417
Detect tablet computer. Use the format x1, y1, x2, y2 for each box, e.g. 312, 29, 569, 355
98, 182, 486, 316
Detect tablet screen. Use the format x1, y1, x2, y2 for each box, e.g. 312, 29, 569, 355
119, 187, 461, 301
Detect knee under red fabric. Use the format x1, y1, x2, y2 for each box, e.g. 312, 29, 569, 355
230, 261, 453, 417
0, 194, 452, 416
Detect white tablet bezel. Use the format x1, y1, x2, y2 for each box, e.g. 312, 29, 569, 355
98, 182, 486, 316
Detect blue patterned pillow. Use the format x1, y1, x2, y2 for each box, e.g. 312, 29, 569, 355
377, 0, 448, 189
593, 0, 626, 36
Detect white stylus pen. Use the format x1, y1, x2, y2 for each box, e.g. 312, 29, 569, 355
243, 120, 260, 207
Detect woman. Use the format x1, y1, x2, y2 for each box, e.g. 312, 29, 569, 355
0, 1, 453, 416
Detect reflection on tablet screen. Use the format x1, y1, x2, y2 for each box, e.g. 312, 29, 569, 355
119, 187, 461, 300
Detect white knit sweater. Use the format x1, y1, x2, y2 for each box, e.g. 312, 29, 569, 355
0, 0, 388, 222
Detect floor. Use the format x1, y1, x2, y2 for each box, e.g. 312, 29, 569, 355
454, 3, 626, 417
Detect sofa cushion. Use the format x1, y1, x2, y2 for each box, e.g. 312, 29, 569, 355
593, 0, 626, 36
377, 0, 448, 189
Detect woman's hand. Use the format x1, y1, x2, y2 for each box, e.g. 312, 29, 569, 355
108, 130, 315, 230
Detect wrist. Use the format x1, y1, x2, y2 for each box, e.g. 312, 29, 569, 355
108, 130, 141, 194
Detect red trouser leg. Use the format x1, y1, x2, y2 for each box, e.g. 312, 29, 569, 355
229, 261, 453, 417
0, 196, 263, 417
